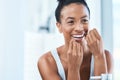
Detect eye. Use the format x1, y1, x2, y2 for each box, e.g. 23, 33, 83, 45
67, 20, 74, 25
81, 19, 89, 24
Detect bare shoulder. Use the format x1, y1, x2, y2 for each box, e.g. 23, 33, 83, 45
37, 51, 61, 80
37, 51, 57, 73
104, 50, 113, 73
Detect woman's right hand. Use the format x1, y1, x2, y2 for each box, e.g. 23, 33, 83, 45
67, 39, 83, 71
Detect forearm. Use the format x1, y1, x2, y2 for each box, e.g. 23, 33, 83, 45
94, 53, 108, 76
67, 67, 80, 80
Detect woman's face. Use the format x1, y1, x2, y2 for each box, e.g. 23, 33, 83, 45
57, 3, 90, 45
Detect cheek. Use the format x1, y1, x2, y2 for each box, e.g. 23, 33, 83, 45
61, 24, 73, 34
62, 26, 73, 39
63, 28, 72, 38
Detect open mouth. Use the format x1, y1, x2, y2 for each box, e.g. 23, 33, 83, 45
72, 33, 85, 41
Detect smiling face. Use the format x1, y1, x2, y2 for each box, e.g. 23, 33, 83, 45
56, 3, 90, 46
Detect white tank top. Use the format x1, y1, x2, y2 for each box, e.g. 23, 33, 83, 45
51, 49, 94, 80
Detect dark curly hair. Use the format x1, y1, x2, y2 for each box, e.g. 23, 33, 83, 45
55, 0, 90, 23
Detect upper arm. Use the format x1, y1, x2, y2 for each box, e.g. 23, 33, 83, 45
37, 54, 61, 80
105, 50, 113, 73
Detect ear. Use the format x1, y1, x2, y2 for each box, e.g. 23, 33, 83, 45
56, 22, 62, 33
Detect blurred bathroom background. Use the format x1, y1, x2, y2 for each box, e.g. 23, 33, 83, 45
0, 0, 120, 80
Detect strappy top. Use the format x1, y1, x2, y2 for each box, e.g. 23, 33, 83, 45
51, 49, 94, 80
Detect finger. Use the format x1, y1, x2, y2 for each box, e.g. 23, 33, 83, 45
80, 44, 83, 57
93, 28, 101, 40
85, 29, 90, 39
87, 31, 93, 44
90, 29, 96, 41
69, 40, 73, 50
72, 41, 77, 55
85, 34, 88, 42
77, 43, 80, 55
68, 39, 73, 54
85, 34, 90, 45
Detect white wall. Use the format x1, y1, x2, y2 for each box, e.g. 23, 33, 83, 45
0, 0, 24, 80
87, 0, 101, 33
101, 0, 113, 53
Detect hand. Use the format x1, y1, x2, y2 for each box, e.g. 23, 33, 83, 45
86, 28, 104, 57
67, 39, 83, 70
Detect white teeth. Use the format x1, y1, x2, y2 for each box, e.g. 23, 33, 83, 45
72, 34, 84, 38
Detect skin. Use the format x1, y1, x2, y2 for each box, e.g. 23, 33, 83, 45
38, 3, 113, 80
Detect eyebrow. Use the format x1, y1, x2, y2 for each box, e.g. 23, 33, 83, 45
80, 15, 88, 19
65, 15, 88, 21
66, 17, 75, 20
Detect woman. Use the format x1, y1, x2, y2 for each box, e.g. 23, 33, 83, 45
38, 0, 113, 80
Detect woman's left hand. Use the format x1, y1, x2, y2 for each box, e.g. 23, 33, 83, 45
85, 28, 104, 57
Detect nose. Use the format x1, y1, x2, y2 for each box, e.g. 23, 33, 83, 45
74, 23, 84, 32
